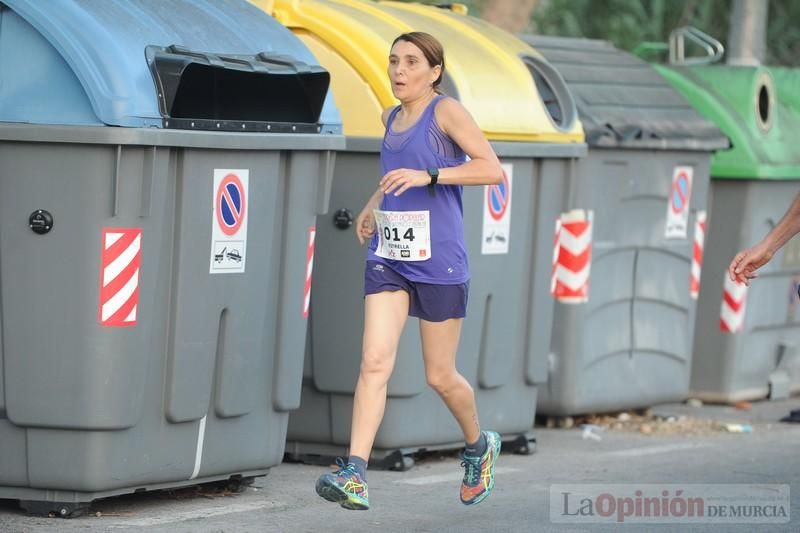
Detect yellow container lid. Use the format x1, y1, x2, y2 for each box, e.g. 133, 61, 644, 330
256, 0, 583, 143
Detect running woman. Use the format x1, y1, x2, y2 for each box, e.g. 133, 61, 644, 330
315, 32, 504, 510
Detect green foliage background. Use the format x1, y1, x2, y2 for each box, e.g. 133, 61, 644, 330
402, 0, 799, 66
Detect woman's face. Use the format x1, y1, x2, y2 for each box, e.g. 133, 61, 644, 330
388, 40, 440, 102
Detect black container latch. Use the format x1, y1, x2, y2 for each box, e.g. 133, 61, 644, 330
29, 210, 53, 235
333, 208, 354, 230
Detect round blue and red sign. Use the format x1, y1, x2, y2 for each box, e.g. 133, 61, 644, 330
671, 171, 690, 214
487, 169, 510, 222
216, 173, 246, 236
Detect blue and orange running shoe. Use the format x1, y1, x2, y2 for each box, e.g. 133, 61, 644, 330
460, 430, 501, 506
316, 458, 369, 510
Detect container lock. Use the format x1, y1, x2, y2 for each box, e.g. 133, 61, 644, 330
29, 210, 53, 235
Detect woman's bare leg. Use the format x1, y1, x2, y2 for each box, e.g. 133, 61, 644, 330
419, 318, 480, 444
348, 290, 409, 459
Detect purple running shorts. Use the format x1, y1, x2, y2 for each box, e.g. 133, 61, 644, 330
364, 261, 469, 322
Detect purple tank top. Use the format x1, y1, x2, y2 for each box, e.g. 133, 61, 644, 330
367, 95, 469, 284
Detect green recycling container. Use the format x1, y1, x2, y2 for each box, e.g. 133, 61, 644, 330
657, 64, 800, 402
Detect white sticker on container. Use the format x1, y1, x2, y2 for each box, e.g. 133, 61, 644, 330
665, 166, 693, 240
210, 169, 249, 273
482, 163, 513, 254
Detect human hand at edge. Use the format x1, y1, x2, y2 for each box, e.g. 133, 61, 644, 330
728, 241, 774, 285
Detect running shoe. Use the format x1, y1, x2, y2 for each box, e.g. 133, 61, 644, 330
316, 457, 369, 510
460, 430, 501, 506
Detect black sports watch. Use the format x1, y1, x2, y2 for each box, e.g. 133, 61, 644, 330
426, 167, 439, 186
426, 167, 439, 196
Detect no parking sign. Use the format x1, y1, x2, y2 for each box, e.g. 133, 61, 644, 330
481, 163, 513, 255
665, 166, 693, 239
210, 169, 249, 273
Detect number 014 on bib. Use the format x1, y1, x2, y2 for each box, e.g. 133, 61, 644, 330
373, 209, 431, 261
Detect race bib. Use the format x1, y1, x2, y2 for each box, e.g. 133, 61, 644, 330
373, 209, 431, 261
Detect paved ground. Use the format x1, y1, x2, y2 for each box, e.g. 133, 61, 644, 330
1, 398, 798, 532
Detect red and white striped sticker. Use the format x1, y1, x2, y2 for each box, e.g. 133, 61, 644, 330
720, 275, 747, 333
303, 226, 316, 318
98, 228, 142, 327
550, 217, 563, 294
551, 209, 593, 303
689, 211, 707, 299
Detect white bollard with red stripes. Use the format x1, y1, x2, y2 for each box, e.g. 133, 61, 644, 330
551, 209, 593, 304
720, 275, 747, 333
303, 226, 316, 318
690, 211, 707, 299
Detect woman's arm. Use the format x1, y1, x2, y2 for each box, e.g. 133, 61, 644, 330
759, 193, 800, 252
355, 187, 384, 245
364, 186, 383, 209
433, 97, 503, 187
380, 98, 503, 196
729, 192, 800, 284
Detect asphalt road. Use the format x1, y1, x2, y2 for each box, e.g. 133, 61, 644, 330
1, 399, 798, 533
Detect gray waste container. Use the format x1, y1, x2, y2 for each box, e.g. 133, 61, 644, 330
656, 65, 800, 402
270, 0, 586, 469
521, 36, 729, 416
0, 0, 343, 516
